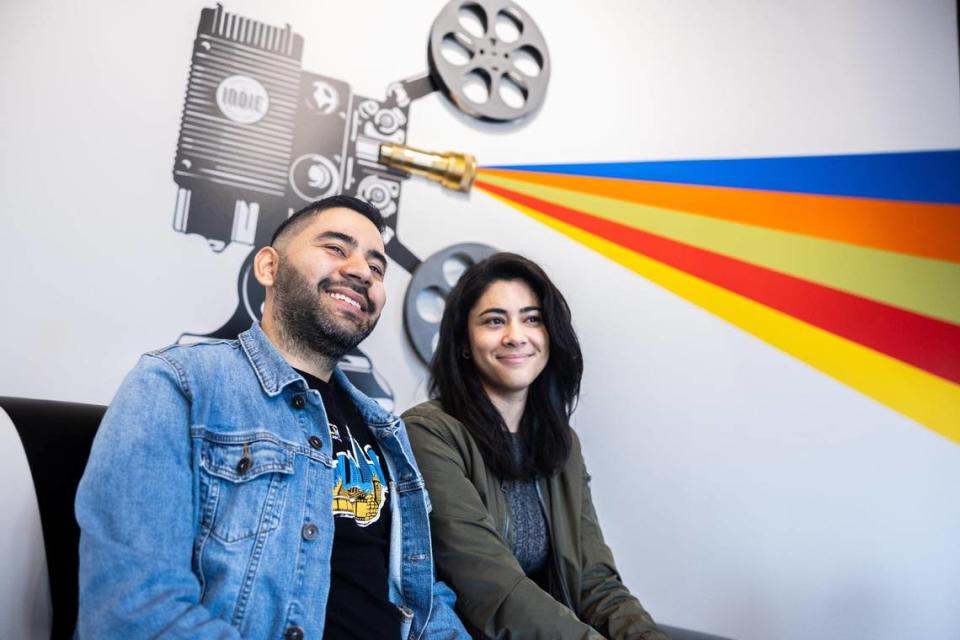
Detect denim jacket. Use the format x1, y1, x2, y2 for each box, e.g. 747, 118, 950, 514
75, 324, 469, 640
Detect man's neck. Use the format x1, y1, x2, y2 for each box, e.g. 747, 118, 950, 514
261, 315, 336, 382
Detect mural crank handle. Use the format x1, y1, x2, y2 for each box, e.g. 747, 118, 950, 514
386, 72, 439, 107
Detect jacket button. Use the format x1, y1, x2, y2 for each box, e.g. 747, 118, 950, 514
292, 395, 305, 409
302, 523, 319, 541
308, 435, 323, 450
284, 626, 304, 640
236, 456, 251, 475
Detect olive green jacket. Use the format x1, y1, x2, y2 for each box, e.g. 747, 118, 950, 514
403, 401, 668, 640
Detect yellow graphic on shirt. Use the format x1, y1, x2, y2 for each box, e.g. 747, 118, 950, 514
330, 425, 388, 526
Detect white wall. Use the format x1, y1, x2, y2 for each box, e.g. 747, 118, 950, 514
1, 1, 958, 639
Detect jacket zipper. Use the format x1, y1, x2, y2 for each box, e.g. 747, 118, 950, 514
535, 480, 574, 608
499, 479, 511, 543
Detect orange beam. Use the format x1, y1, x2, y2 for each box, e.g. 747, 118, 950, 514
479, 168, 960, 263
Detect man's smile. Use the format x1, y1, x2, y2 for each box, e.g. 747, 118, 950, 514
321, 282, 371, 314
327, 290, 365, 312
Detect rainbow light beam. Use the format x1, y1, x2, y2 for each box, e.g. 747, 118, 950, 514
475, 150, 960, 444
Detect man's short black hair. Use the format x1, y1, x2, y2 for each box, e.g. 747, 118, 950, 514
270, 194, 386, 247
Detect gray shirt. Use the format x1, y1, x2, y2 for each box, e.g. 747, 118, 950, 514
506, 433, 550, 576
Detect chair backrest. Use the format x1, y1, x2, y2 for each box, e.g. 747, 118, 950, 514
0, 397, 105, 640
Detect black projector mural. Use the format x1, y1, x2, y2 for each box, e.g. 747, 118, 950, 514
171, 2, 550, 407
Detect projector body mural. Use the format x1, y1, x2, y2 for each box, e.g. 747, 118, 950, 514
170, 1, 549, 407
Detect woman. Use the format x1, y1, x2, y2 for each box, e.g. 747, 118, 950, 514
403, 253, 668, 640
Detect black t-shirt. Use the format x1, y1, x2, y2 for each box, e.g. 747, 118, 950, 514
296, 370, 399, 640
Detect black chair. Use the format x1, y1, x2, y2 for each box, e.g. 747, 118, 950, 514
1, 395, 731, 640
1, 396, 105, 640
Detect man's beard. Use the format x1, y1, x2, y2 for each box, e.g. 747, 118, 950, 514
271, 259, 379, 362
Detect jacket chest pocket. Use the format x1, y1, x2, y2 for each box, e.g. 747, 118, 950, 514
199, 436, 295, 543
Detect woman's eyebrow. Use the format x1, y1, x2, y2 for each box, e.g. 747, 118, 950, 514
477, 308, 507, 316
477, 306, 542, 316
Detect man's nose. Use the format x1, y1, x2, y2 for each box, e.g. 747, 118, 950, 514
341, 252, 372, 286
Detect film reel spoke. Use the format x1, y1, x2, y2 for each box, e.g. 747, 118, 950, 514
509, 28, 542, 56
451, 30, 478, 55
510, 41, 545, 74
439, 30, 478, 68
503, 68, 529, 95
486, 70, 515, 112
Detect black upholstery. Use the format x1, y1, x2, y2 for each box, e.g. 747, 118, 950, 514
0, 396, 106, 640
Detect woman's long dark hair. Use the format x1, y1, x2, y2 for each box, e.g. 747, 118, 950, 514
429, 253, 583, 480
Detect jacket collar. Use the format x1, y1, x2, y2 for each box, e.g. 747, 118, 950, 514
238, 323, 398, 428
238, 322, 305, 397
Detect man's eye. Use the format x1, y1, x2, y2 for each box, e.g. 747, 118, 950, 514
326, 245, 346, 256
370, 264, 385, 277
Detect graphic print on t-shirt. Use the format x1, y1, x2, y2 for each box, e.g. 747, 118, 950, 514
331, 425, 388, 526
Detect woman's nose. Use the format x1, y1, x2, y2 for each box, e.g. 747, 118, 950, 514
502, 322, 527, 346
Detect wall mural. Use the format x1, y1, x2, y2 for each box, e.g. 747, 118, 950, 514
166, 2, 959, 441
475, 151, 960, 444
169, 1, 549, 408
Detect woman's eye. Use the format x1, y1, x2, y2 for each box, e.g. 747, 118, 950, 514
485, 317, 505, 326
525, 316, 542, 324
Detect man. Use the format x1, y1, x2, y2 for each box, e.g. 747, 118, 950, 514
75, 195, 469, 639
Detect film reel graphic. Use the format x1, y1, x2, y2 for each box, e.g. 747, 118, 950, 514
429, 0, 550, 121
171, 1, 551, 401
404, 243, 498, 364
